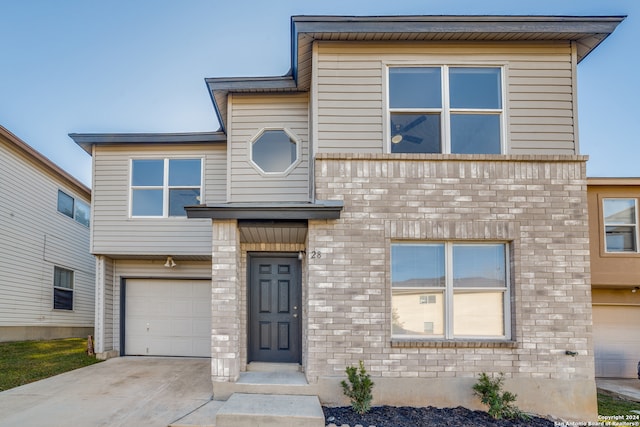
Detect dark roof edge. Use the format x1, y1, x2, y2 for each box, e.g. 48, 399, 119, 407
1, 125, 91, 198
290, 15, 627, 23
69, 131, 226, 154
186, 200, 344, 220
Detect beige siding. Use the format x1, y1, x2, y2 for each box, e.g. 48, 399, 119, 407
314, 41, 576, 155
91, 144, 226, 256
0, 141, 94, 329
229, 93, 310, 202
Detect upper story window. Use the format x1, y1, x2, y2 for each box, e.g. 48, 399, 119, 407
250, 129, 299, 175
130, 158, 202, 217
389, 66, 503, 154
57, 190, 90, 227
53, 266, 74, 310
603, 198, 638, 252
391, 242, 509, 340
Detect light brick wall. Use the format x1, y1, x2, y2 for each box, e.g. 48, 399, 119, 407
307, 153, 593, 382
211, 219, 241, 381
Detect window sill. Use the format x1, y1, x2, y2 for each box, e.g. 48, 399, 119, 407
391, 339, 517, 349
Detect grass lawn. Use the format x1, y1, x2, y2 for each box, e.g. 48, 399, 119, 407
598, 392, 640, 425
0, 338, 101, 392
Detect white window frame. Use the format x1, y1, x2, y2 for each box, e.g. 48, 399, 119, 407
248, 127, 301, 177
391, 242, 511, 340
129, 157, 204, 218
603, 198, 639, 253
53, 266, 74, 311
386, 64, 506, 154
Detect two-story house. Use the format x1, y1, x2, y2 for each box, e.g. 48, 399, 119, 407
0, 126, 94, 341
71, 15, 624, 421
588, 178, 640, 379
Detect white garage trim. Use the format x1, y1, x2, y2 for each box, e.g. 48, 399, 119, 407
592, 304, 640, 378
123, 279, 211, 357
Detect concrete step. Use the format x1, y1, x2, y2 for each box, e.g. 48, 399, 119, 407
213, 370, 319, 400
215, 393, 325, 427
246, 362, 301, 373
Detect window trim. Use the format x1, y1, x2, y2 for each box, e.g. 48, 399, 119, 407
385, 63, 507, 155
602, 197, 639, 254
129, 157, 204, 218
53, 266, 74, 311
247, 127, 301, 177
391, 241, 511, 341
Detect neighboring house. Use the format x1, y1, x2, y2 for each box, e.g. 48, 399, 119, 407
587, 178, 640, 379
70, 15, 625, 421
0, 126, 94, 341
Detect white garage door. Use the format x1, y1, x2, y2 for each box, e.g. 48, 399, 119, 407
593, 305, 640, 378
125, 279, 211, 357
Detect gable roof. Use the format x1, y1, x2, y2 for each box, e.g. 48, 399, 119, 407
207, 14, 625, 133
0, 125, 90, 199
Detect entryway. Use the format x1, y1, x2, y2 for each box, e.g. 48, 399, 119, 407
248, 254, 301, 364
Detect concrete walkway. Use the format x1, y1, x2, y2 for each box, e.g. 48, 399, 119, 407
596, 378, 640, 403
0, 357, 212, 427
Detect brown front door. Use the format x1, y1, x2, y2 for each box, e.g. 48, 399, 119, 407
248, 254, 301, 363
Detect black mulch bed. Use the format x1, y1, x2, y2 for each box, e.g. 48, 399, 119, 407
323, 406, 555, 427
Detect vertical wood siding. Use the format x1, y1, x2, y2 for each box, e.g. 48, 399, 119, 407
314, 41, 576, 155
229, 94, 310, 202
0, 141, 94, 328
91, 144, 226, 256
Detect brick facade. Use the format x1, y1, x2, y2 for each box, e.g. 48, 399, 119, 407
306, 153, 594, 383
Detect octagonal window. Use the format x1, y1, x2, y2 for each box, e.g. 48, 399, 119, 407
251, 129, 298, 174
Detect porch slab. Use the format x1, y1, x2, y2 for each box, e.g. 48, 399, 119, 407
214, 393, 324, 427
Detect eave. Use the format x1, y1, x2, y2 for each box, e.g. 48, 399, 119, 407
69, 131, 226, 155
185, 200, 344, 220
1, 125, 90, 199
208, 14, 625, 133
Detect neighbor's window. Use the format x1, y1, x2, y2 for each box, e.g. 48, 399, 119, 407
53, 266, 74, 310
57, 190, 90, 227
130, 158, 202, 217
391, 242, 509, 339
250, 129, 298, 174
389, 66, 503, 154
603, 198, 638, 252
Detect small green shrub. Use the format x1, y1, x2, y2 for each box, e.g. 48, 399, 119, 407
472, 372, 529, 420
340, 360, 374, 415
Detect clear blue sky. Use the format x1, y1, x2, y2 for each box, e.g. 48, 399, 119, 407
1, 0, 637, 187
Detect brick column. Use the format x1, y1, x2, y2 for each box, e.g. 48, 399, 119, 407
211, 219, 241, 382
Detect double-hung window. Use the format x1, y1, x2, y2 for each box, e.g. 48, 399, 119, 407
389, 66, 503, 154
53, 266, 74, 310
603, 198, 638, 252
130, 158, 202, 217
391, 242, 509, 339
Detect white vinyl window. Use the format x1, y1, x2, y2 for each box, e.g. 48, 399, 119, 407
388, 66, 503, 154
53, 266, 74, 311
391, 242, 510, 340
130, 158, 202, 217
603, 198, 638, 253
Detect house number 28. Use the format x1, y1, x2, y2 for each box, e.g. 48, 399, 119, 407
310, 250, 322, 259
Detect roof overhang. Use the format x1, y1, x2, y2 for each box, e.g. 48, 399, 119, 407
587, 177, 640, 187
185, 200, 343, 221
208, 14, 625, 132
1, 125, 90, 198
69, 131, 226, 155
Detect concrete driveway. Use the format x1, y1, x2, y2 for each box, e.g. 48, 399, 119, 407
0, 357, 212, 427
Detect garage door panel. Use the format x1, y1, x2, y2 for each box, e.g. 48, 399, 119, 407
593, 305, 640, 378
125, 279, 212, 357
